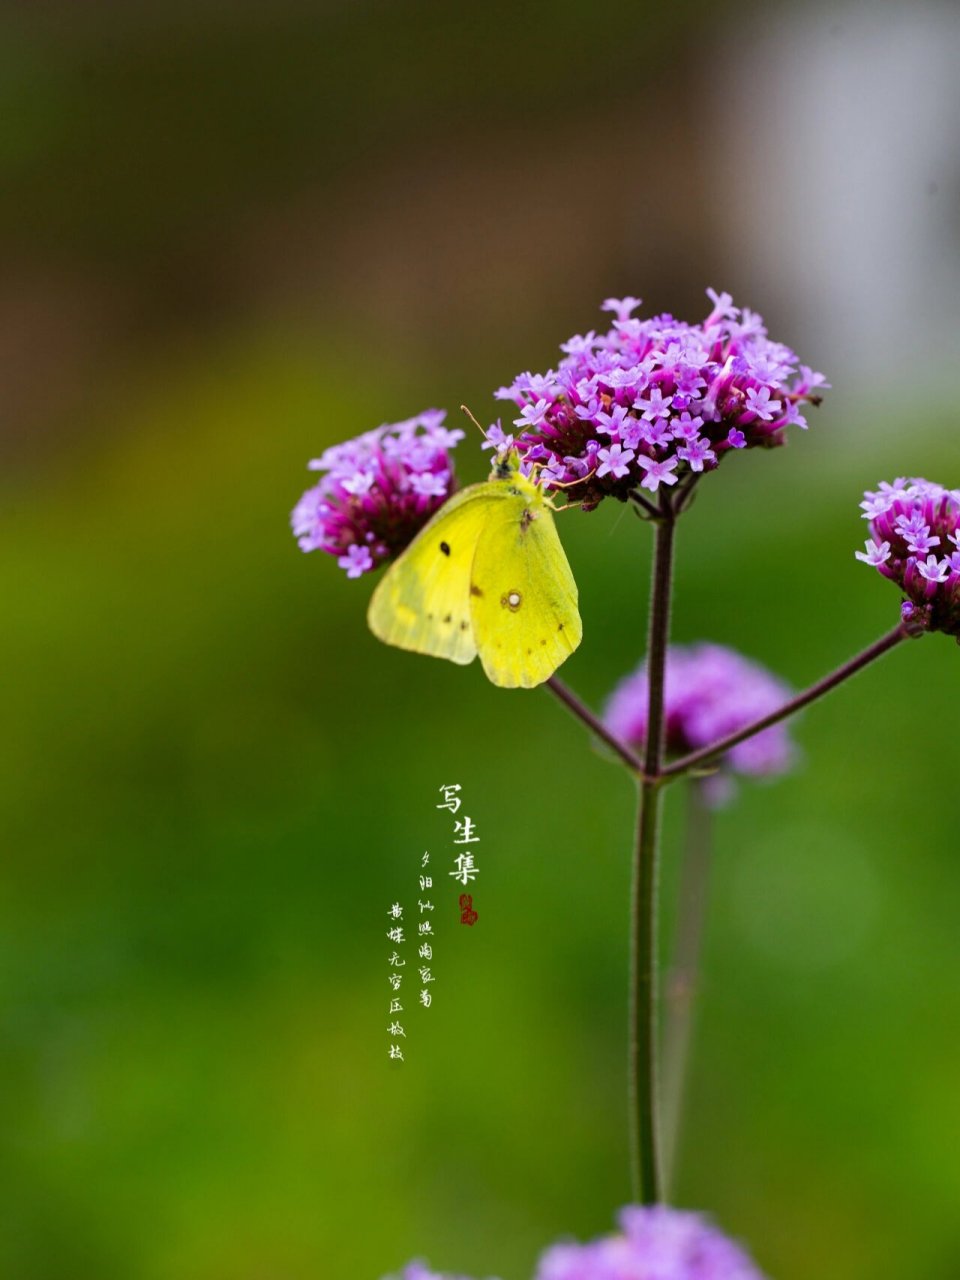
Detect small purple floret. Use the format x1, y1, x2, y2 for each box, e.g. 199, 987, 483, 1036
854, 538, 891, 568
337, 544, 374, 578
605, 644, 795, 806
597, 443, 636, 479
292, 411, 462, 578
494, 290, 826, 510
677, 437, 717, 473
637, 454, 679, 491
858, 478, 960, 635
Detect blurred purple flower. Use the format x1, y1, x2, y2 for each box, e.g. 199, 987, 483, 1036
604, 644, 795, 805
536, 1206, 769, 1280
858, 478, 960, 636
494, 291, 827, 510
291, 411, 462, 577
391, 1267, 487, 1280
384, 1206, 769, 1280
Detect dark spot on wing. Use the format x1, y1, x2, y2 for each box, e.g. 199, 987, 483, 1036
470, 584, 483, 597
557, 622, 564, 631
540, 639, 546, 646
439, 541, 451, 556
459, 620, 469, 631
526, 647, 532, 655
443, 613, 452, 624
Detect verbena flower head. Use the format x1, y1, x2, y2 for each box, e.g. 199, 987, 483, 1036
857, 477, 960, 636
605, 644, 794, 804
535, 1206, 768, 1280
291, 410, 463, 577
383, 1207, 768, 1280
495, 290, 827, 510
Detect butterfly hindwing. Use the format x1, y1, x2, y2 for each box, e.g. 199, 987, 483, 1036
469, 488, 582, 689
367, 483, 509, 665
368, 462, 582, 689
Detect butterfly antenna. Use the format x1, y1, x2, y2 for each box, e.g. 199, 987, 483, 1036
459, 404, 488, 440
543, 465, 597, 512
547, 466, 597, 490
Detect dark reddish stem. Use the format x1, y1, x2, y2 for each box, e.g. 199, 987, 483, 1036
661, 783, 712, 1194
629, 503, 676, 1204
545, 677, 646, 775
629, 489, 661, 520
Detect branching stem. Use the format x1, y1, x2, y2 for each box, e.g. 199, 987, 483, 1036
545, 677, 646, 776
661, 624, 911, 781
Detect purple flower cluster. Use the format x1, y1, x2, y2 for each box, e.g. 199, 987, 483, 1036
492, 291, 827, 510
857, 478, 960, 636
291, 411, 463, 577
384, 1206, 769, 1280
605, 644, 794, 804
535, 1206, 768, 1280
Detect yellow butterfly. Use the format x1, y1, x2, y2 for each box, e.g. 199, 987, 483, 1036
367, 450, 582, 688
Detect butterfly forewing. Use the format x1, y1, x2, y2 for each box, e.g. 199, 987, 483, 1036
367, 484, 510, 665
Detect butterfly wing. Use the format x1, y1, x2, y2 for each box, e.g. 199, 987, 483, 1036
469, 493, 582, 689
367, 484, 504, 665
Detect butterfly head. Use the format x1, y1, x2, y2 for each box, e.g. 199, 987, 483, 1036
489, 448, 557, 509
490, 446, 522, 481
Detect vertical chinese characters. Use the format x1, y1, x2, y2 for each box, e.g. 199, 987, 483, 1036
386, 783, 483, 1064
418, 850, 435, 1009
386, 900, 406, 1062
446, 794, 480, 926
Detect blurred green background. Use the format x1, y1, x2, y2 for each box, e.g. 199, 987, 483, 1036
2, 2, 960, 1277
